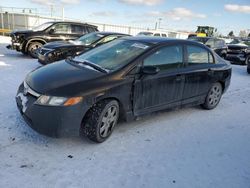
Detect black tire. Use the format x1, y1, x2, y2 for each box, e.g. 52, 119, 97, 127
28, 42, 43, 58
202, 82, 223, 110
245, 56, 250, 66
81, 100, 119, 143
21, 47, 28, 55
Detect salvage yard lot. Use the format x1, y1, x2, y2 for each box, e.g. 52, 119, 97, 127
0, 37, 250, 188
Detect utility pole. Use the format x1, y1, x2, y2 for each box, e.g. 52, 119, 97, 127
158, 18, 162, 29
62, 5, 64, 21
50, 4, 53, 17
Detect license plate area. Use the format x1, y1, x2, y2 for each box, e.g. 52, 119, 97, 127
16, 93, 28, 113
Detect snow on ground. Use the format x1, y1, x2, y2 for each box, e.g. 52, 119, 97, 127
0, 37, 250, 188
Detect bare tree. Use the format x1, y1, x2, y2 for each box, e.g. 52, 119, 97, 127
228, 31, 234, 37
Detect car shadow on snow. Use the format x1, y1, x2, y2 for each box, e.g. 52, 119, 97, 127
13, 105, 204, 146
114, 106, 203, 135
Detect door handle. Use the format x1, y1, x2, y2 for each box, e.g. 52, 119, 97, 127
176, 74, 183, 81
208, 68, 214, 75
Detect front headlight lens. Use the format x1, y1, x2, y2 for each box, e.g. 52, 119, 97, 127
36, 95, 82, 106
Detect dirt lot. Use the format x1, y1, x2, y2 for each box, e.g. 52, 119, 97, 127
0, 38, 250, 188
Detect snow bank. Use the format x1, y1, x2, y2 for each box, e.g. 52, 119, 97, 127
0, 36, 11, 44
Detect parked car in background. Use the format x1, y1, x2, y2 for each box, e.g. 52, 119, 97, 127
6, 21, 98, 58
16, 37, 231, 143
137, 31, 168, 37
188, 37, 228, 58
226, 39, 250, 65
37, 32, 130, 65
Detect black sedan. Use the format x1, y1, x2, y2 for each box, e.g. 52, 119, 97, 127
37, 32, 130, 64
16, 37, 232, 143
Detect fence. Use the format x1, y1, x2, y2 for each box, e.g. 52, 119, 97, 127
0, 6, 190, 39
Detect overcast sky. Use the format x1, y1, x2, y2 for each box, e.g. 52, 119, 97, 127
1, 0, 250, 35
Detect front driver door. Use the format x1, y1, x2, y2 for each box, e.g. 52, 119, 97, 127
47, 23, 71, 42
133, 44, 185, 116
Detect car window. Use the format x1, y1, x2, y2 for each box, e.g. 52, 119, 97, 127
205, 39, 214, 48
82, 26, 90, 34
144, 45, 183, 71
162, 34, 167, 37
187, 45, 213, 64
154, 33, 161, 37
86, 26, 97, 33
71, 24, 84, 34
214, 39, 225, 48
102, 35, 118, 43
53, 24, 71, 34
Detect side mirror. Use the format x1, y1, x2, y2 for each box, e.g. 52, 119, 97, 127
141, 65, 159, 75
49, 28, 55, 34
206, 44, 211, 48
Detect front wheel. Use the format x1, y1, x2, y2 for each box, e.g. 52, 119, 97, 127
28, 42, 43, 58
202, 82, 223, 110
81, 100, 119, 143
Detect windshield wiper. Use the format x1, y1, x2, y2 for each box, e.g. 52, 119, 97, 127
67, 58, 108, 73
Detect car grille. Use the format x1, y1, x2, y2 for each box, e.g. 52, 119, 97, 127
227, 49, 244, 54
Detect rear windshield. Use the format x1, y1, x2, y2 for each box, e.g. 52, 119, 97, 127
77, 33, 104, 46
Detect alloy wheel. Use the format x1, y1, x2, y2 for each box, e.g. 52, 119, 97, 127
100, 105, 118, 138
207, 85, 222, 107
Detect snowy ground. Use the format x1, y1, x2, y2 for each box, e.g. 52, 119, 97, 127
0, 37, 250, 188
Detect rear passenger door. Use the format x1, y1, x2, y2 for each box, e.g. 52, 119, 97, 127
182, 45, 215, 103
70, 24, 85, 39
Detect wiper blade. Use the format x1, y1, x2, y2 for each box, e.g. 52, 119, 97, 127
67, 58, 108, 73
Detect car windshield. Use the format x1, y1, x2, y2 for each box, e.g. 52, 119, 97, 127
137, 32, 153, 36
32, 22, 53, 31
74, 39, 150, 71
76, 33, 105, 46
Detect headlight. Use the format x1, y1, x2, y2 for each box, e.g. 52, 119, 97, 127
36, 95, 82, 106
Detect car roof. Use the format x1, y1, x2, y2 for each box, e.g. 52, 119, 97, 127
46, 21, 97, 27
123, 36, 186, 44
96, 31, 131, 36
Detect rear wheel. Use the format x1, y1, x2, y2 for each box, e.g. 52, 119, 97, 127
28, 42, 43, 58
245, 55, 250, 66
202, 82, 223, 110
81, 100, 119, 143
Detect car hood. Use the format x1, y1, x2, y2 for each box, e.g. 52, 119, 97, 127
11, 29, 35, 35
43, 40, 85, 49
228, 44, 248, 49
25, 60, 105, 96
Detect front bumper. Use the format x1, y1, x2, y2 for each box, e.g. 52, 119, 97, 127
15, 82, 88, 137
226, 53, 246, 64
37, 49, 62, 65
6, 42, 22, 51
